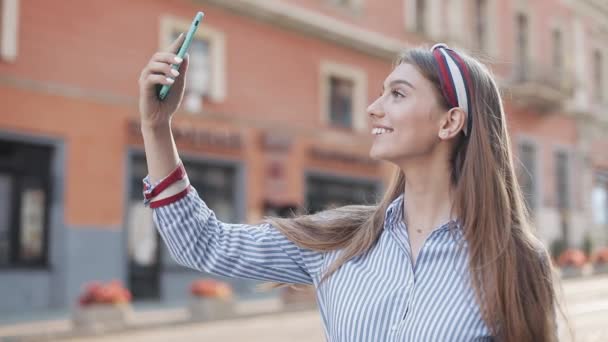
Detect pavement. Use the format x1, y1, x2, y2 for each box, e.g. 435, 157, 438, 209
1, 274, 607, 342
69, 310, 325, 342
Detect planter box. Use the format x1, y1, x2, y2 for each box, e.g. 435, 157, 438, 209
560, 266, 584, 278
188, 297, 235, 321
593, 263, 608, 274
72, 304, 129, 333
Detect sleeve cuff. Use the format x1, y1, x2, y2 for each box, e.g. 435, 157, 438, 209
142, 161, 190, 208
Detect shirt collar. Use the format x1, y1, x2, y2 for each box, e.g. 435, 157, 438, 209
384, 193, 405, 230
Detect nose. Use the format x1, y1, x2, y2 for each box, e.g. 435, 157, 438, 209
367, 97, 385, 119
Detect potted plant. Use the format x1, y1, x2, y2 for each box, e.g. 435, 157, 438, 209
591, 247, 608, 274
189, 278, 235, 321
72, 280, 132, 333
557, 248, 587, 278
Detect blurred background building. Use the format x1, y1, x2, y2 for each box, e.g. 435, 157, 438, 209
0, 0, 606, 317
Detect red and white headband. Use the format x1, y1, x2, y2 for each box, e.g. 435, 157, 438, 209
431, 43, 473, 136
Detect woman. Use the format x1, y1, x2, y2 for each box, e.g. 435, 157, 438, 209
138, 34, 558, 341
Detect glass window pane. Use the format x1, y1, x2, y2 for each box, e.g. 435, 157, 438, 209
416, 0, 426, 33
0, 174, 13, 266
127, 202, 158, 267
592, 185, 607, 225
19, 188, 45, 261
329, 76, 354, 129
306, 176, 377, 213
555, 151, 570, 209
171, 32, 210, 96
518, 142, 536, 212
475, 0, 487, 51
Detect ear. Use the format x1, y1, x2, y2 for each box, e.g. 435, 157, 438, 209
438, 107, 467, 140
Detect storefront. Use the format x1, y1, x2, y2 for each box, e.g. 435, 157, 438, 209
122, 119, 385, 303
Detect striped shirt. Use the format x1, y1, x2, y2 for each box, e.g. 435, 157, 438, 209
144, 177, 493, 341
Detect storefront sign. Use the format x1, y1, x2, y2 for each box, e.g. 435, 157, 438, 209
128, 120, 242, 149
310, 147, 378, 166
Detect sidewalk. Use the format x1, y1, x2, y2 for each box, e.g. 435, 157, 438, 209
2, 274, 608, 341
73, 310, 324, 342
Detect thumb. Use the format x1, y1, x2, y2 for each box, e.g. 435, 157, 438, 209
165, 32, 185, 54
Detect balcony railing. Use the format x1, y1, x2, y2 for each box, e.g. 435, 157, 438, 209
508, 61, 574, 112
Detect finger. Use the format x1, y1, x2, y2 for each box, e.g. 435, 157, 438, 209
147, 61, 180, 78
151, 52, 183, 66
164, 32, 185, 54
172, 53, 189, 91
142, 74, 175, 90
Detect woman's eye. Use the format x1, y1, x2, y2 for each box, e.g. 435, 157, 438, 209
391, 90, 404, 98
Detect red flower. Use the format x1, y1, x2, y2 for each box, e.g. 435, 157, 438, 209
190, 279, 233, 299
557, 249, 587, 268
77, 280, 132, 307
591, 247, 608, 265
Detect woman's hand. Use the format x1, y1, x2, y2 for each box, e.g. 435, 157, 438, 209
138, 33, 189, 128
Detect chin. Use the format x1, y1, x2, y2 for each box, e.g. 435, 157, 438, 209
369, 147, 391, 162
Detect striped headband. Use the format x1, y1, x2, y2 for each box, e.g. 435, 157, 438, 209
430, 43, 473, 136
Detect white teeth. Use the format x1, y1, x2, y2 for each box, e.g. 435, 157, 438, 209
372, 128, 393, 135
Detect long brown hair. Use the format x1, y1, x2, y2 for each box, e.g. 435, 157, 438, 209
266, 46, 559, 341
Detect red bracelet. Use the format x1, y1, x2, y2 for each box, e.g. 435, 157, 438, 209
149, 186, 192, 208
144, 161, 186, 200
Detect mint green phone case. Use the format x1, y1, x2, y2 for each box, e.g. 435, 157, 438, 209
158, 11, 204, 101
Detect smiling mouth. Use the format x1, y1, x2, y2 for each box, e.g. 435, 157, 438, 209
372, 128, 394, 135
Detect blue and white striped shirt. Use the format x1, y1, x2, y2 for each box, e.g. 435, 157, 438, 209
144, 177, 493, 341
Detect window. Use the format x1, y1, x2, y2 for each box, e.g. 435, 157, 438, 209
306, 175, 378, 214
593, 49, 604, 102
0, 139, 52, 268
0, 0, 19, 62
592, 172, 608, 225
161, 16, 226, 112
171, 32, 211, 112
474, 0, 488, 51
515, 13, 529, 79
555, 150, 570, 210
329, 0, 362, 11
415, 0, 426, 33
552, 29, 563, 74
329, 76, 354, 129
321, 61, 367, 132
518, 141, 537, 214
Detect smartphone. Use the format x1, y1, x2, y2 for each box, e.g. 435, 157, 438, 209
158, 11, 205, 101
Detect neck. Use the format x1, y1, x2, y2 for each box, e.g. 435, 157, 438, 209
400, 154, 455, 233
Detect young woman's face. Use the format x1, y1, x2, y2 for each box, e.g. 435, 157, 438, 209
368, 63, 445, 164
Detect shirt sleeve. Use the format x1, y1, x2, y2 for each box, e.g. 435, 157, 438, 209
142, 175, 325, 285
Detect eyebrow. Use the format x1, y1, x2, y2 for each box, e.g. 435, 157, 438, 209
382, 79, 416, 91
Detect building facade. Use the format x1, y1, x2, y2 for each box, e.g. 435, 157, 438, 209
0, 0, 605, 315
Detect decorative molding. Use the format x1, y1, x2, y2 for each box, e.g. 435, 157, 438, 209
310, 147, 378, 167
196, 0, 407, 60
565, 0, 608, 32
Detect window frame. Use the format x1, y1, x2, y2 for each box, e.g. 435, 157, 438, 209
320, 61, 367, 133
0, 140, 53, 269
516, 137, 542, 216
159, 15, 226, 105
0, 0, 19, 62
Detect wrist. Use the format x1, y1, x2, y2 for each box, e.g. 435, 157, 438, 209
141, 119, 172, 135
